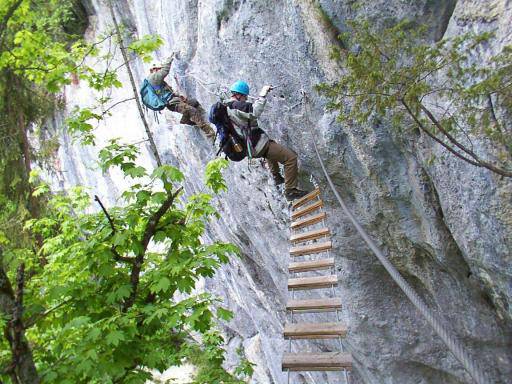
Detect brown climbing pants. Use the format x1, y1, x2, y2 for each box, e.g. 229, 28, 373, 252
168, 97, 215, 138
263, 140, 298, 191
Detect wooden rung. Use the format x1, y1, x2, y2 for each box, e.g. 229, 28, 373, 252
288, 275, 337, 290
291, 188, 320, 210
290, 241, 332, 257
291, 200, 323, 220
284, 322, 348, 339
286, 298, 342, 313
291, 212, 326, 230
289, 258, 334, 273
290, 227, 330, 244
282, 352, 352, 371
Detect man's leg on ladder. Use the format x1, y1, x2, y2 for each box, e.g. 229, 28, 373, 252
264, 140, 306, 200
266, 152, 284, 186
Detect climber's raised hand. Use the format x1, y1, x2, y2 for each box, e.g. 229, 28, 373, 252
259, 85, 273, 98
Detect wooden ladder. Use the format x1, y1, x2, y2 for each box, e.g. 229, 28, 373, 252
282, 188, 352, 382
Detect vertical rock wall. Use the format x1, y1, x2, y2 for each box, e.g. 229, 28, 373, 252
49, 0, 511, 382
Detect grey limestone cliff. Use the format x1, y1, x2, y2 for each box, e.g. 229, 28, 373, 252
49, 0, 512, 383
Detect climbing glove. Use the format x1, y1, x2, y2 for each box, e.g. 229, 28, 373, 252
259, 85, 273, 98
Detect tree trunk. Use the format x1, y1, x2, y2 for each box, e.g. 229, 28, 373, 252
0, 251, 40, 384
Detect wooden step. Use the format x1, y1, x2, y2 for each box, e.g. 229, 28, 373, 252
284, 322, 348, 339
289, 258, 334, 273
286, 298, 342, 313
291, 212, 326, 230
288, 275, 337, 290
290, 241, 332, 257
290, 227, 330, 244
291, 188, 320, 210
282, 352, 352, 371
291, 200, 323, 221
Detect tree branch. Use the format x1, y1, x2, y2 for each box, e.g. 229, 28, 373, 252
418, 102, 480, 160
487, 93, 502, 132
94, 195, 135, 264
0, 0, 24, 49
141, 187, 183, 252
418, 101, 512, 177
401, 99, 482, 166
72, 32, 116, 71
101, 97, 135, 116
122, 187, 183, 312
0, 255, 40, 384
24, 298, 73, 329
94, 195, 115, 229
108, 1, 163, 167
367, 31, 390, 61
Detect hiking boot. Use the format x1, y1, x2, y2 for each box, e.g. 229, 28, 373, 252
285, 188, 310, 201
180, 115, 196, 125
200, 124, 216, 142
273, 174, 284, 186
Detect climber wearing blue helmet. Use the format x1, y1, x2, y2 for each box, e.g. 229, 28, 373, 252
230, 80, 250, 96
224, 80, 310, 201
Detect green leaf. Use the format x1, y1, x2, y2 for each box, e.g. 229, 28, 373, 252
124, 165, 147, 178
205, 159, 229, 193
151, 165, 184, 183
106, 330, 125, 346
151, 277, 171, 293
217, 307, 233, 321
87, 327, 102, 341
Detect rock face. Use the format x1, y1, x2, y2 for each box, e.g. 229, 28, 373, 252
50, 0, 511, 383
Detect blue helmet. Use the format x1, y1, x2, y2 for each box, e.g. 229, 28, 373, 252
230, 80, 250, 95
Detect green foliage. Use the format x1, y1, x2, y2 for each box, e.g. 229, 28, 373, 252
184, 337, 255, 383
99, 138, 146, 178
233, 346, 255, 380
0, 0, 94, 234
0, 0, 91, 91
318, 19, 512, 176
205, 158, 229, 194
0, 2, 244, 383
185, 340, 250, 384
128, 34, 164, 63
1, 150, 238, 383
66, 106, 103, 145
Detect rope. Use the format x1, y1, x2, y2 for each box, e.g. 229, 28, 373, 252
301, 92, 492, 384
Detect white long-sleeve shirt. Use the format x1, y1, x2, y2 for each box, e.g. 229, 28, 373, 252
147, 56, 173, 87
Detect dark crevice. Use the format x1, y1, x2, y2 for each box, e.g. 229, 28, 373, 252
423, 0, 458, 41
62, 0, 94, 36
216, 0, 242, 31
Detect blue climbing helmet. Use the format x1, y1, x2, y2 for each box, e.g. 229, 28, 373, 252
230, 80, 250, 96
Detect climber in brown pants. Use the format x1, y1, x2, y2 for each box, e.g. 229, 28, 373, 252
264, 141, 298, 192
167, 96, 215, 139
225, 80, 309, 200
147, 55, 215, 140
